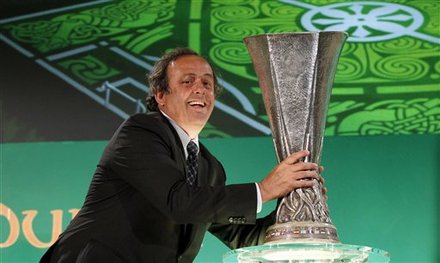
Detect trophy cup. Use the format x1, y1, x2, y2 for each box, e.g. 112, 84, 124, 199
243, 31, 345, 244
222, 32, 390, 262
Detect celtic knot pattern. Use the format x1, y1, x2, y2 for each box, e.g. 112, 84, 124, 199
210, 0, 439, 137
277, 183, 331, 224
332, 98, 440, 135
5, 0, 174, 53
0, 0, 438, 138
58, 55, 120, 85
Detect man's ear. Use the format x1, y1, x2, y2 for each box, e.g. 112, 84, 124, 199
155, 92, 165, 106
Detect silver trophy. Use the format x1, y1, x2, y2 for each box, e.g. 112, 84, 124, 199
244, 32, 347, 244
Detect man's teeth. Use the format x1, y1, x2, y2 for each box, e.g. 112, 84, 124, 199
189, 101, 204, 106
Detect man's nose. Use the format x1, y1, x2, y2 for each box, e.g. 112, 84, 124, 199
193, 79, 205, 94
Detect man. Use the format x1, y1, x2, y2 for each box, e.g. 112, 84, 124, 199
41, 47, 323, 262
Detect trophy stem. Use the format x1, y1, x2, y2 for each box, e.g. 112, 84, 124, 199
244, 31, 348, 244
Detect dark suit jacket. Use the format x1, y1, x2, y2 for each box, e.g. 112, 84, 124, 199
41, 112, 274, 263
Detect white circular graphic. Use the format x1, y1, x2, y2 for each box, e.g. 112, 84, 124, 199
300, 1, 424, 42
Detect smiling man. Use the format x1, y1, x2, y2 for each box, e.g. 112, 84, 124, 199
154, 53, 215, 139
40, 47, 323, 263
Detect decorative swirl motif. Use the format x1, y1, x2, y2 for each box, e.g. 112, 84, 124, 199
210, 42, 251, 65
59, 55, 120, 84
8, 21, 62, 48
372, 56, 429, 80
340, 42, 358, 56
261, 1, 300, 18
336, 98, 440, 136
69, 25, 102, 41
213, 23, 264, 41
370, 37, 421, 54
1, 0, 437, 139
49, 13, 118, 46
6, 0, 173, 53
89, 0, 150, 21
211, 6, 258, 21
434, 60, 440, 74
335, 57, 365, 81
277, 183, 331, 223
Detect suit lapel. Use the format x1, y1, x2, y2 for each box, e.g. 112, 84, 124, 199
152, 112, 186, 175
197, 153, 208, 187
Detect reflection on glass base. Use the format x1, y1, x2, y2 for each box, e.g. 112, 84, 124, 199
265, 222, 339, 244
223, 243, 390, 263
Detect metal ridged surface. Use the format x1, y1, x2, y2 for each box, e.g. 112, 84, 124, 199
244, 31, 347, 243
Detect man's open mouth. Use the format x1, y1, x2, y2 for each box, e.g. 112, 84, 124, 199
188, 101, 206, 108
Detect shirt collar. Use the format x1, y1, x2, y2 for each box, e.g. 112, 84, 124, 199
160, 110, 199, 158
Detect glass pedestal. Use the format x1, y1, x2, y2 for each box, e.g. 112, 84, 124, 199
223, 243, 390, 263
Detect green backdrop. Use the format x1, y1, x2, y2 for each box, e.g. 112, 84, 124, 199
1, 134, 438, 262
1, 0, 439, 139
1, 0, 439, 262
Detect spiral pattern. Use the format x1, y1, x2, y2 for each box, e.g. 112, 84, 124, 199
70, 25, 102, 40
335, 57, 365, 81
370, 37, 421, 54
434, 60, 440, 75
340, 42, 358, 56
60, 55, 119, 84
211, 6, 258, 21
373, 56, 429, 80
213, 22, 264, 41
210, 42, 253, 65
261, 1, 300, 18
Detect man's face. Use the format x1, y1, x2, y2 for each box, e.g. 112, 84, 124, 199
156, 55, 215, 136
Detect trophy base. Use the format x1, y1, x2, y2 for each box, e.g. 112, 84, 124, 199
265, 221, 339, 244
223, 243, 390, 263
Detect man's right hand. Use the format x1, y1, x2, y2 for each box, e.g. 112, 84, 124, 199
258, 150, 321, 203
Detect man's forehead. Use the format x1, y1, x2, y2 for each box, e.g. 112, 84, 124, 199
169, 55, 213, 74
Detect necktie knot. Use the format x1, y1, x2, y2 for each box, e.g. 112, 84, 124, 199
186, 141, 198, 186
187, 141, 198, 157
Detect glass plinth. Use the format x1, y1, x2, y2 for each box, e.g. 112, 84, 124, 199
223, 243, 390, 263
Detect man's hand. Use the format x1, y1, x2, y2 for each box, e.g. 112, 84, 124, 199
258, 150, 325, 203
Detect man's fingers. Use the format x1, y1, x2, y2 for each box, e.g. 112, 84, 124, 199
283, 150, 310, 164
292, 162, 318, 172
294, 180, 316, 189
294, 170, 319, 180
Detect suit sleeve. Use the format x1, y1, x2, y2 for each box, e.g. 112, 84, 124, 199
208, 210, 276, 249
106, 115, 258, 224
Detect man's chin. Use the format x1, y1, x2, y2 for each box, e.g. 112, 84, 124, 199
190, 115, 210, 126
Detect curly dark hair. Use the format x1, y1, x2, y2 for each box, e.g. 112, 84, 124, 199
146, 47, 221, 111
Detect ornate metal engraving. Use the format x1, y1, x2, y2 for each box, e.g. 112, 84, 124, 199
244, 32, 347, 244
